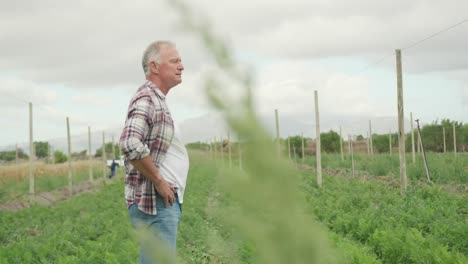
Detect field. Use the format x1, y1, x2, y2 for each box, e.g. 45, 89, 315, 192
313, 152, 468, 184
0, 160, 117, 206
0, 151, 466, 263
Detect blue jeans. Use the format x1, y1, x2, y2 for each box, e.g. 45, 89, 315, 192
128, 193, 182, 264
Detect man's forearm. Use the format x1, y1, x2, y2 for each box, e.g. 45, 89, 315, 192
128, 156, 163, 185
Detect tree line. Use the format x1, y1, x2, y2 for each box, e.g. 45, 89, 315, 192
0, 142, 121, 163
287, 119, 467, 157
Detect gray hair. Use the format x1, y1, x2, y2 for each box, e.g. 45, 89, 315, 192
142, 41, 175, 76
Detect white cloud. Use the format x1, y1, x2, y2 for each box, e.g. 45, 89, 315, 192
253, 60, 373, 117
0, 0, 467, 147
0, 78, 57, 107
71, 93, 112, 106
1, 0, 467, 89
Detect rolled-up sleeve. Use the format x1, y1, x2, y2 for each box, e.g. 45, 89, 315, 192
120, 96, 154, 161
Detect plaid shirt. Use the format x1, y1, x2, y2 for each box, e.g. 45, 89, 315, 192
120, 80, 174, 215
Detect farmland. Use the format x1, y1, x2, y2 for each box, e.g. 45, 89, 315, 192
309, 152, 468, 184
0, 150, 466, 263
0, 160, 112, 205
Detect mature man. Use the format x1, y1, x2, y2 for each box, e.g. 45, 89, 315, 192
120, 41, 189, 263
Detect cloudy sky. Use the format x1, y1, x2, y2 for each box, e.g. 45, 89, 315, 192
0, 0, 467, 151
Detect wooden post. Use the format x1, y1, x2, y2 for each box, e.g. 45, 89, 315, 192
293, 145, 297, 168
28, 102, 34, 201
15, 143, 19, 178
215, 137, 219, 161
102, 132, 106, 178
369, 120, 374, 156
220, 135, 224, 166
410, 112, 415, 164
88, 126, 93, 181
66, 117, 73, 195
228, 132, 232, 168
443, 127, 446, 153
51, 146, 55, 165
453, 123, 457, 157
111, 135, 115, 160
339, 127, 344, 161
349, 135, 355, 178
348, 136, 351, 155
416, 119, 431, 183
417, 130, 421, 153
314, 90, 322, 187
389, 130, 392, 154
287, 136, 291, 160
238, 140, 242, 170
47, 143, 50, 163
275, 109, 280, 156
209, 139, 213, 159
301, 132, 305, 163
396, 49, 407, 195
366, 132, 370, 155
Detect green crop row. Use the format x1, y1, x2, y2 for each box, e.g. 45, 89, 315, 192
0, 155, 384, 263
301, 152, 468, 184
0, 180, 138, 263
0, 167, 125, 204
178, 156, 382, 263
1, 151, 465, 263
303, 171, 467, 263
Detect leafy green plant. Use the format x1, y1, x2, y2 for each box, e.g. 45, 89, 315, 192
54, 150, 67, 164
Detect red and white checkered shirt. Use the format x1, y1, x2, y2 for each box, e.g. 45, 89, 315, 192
120, 80, 174, 215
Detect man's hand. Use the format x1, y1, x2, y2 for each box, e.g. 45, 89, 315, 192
154, 178, 175, 208
128, 156, 175, 208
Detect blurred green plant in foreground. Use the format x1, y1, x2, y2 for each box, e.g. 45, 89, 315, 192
166, 1, 341, 263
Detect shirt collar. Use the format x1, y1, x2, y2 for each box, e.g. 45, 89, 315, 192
146, 80, 166, 100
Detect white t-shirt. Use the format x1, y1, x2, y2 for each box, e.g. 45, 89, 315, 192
159, 123, 189, 203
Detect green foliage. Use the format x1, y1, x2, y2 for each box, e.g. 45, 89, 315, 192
71, 150, 88, 160
419, 119, 464, 152
186, 141, 210, 151
304, 175, 468, 263
95, 143, 120, 158
356, 135, 364, 141
372, 133, 397, 153
321, 130, 341, 153
171, 1, 339, 261
284, 135, 306, 158
0, 181, 138, 263
54, 150, 68, 164
312, 152, 468, 184
1, 153, 466, 263
462, 124, 468, 146
33, 141, 50, 158
0, 151, 16, 162
0, 156, 372, 263
0, 148, 28, 161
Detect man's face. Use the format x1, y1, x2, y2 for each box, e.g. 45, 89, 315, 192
155, 45, 184, 88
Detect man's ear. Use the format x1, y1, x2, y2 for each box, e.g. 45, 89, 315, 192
150, 61, 159, 74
